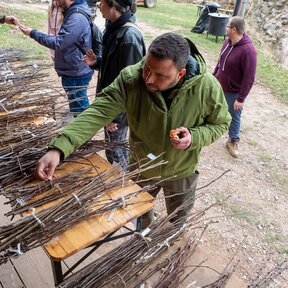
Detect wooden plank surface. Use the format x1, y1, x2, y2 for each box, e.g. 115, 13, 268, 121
0, 260, 24, 288
41, 154, 154, 260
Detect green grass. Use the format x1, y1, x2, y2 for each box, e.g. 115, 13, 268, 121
137, 0, 223, 52
264, 232, 288, 254
256, 50, 288, 103
226, 201, 258, 224
0, 6, 47, 57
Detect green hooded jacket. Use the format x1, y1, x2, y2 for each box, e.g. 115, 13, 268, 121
49, 56, 231, 180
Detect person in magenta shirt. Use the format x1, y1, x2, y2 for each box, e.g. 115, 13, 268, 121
214, 16, 257, 158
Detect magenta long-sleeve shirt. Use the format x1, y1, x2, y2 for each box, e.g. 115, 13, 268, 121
213, 33, 257, 103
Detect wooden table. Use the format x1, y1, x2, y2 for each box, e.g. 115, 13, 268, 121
27, 154, 155, 285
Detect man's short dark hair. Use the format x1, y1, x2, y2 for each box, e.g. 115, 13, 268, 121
148, 33, 190, 70
230, 16, 245, 34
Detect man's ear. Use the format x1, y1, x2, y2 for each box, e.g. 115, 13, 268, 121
178, 68, 186, 79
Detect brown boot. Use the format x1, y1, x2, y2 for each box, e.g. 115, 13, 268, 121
226, 138, 239, 158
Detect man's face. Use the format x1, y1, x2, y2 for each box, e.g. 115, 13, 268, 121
226, 21, 236, 38
56, 0, 71, 10
143, 53, 186, 94
99, 0, 114, 21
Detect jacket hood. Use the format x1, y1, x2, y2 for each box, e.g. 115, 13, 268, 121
65, 0, 92, 17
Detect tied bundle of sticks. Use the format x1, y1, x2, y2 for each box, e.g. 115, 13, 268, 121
0, 121, 130, 190
0, 158, 166, 265
0, 48, 73, 125
0, 121, 62, 189
0, 47, 53, 99
248, 259, 288, 288
58, 201, 238, 288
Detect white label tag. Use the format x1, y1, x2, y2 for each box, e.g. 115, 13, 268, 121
147, 153, 156, 160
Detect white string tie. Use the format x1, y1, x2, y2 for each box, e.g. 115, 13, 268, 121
121, 172, 125, 187
140, 227, 151, 237
108, 208, 116, 222
30, 208, 45, 227
72, 193, 81, 206
24, 130, 36, 137
121, 195, 126, 209
0, 98, 8, 112
16, 197, 25, 206
8, 243, 24, 255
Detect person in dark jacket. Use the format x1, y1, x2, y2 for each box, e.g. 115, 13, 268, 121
213, 16, 257, 158
19, 0, 101, 114
84, 0, 146, 170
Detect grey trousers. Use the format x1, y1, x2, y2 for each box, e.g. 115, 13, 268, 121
137, 171, 199, 228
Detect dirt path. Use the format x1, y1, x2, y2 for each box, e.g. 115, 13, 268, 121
1, 1, 288, 286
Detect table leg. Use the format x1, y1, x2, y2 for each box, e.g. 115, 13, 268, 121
51, 260, 63, 286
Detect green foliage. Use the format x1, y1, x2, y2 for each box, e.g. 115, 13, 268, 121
226, 201, 258, 224
264, 232, 288, 254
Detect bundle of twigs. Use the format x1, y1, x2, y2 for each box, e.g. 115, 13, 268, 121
58, 198, 239, 288
0, 48, 26, 64
0, 159, 164, 265
0, 120, 58, 147
3, 168, 94, 217
0, 121, 60, 152
0, 47, 68, 126
1, 91, 59, 112
0, 48, 51, 93
57, 201, 217, 288
0, 105, 54, 128
0, 135, 130, 191
248, 258, 288, 288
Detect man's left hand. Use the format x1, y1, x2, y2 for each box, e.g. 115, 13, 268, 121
234, 100, 244, 110
170, 127, 191, 150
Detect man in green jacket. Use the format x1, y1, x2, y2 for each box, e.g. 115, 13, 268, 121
35, 32, 231, 227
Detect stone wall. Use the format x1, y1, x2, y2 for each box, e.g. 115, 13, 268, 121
246, 0, 288, 69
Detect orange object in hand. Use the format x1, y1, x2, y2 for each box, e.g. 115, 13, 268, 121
169, 129, 181, 139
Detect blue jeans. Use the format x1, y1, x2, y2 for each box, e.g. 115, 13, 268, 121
61, 74, 92, 113
224, 92, 242, 142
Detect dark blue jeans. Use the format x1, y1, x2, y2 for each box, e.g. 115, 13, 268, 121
224, 92, 243, 142
104, 113, 129, 170
61, 74, 92, 113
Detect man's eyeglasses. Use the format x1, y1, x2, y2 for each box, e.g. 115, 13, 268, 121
226, 26, 234, 29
